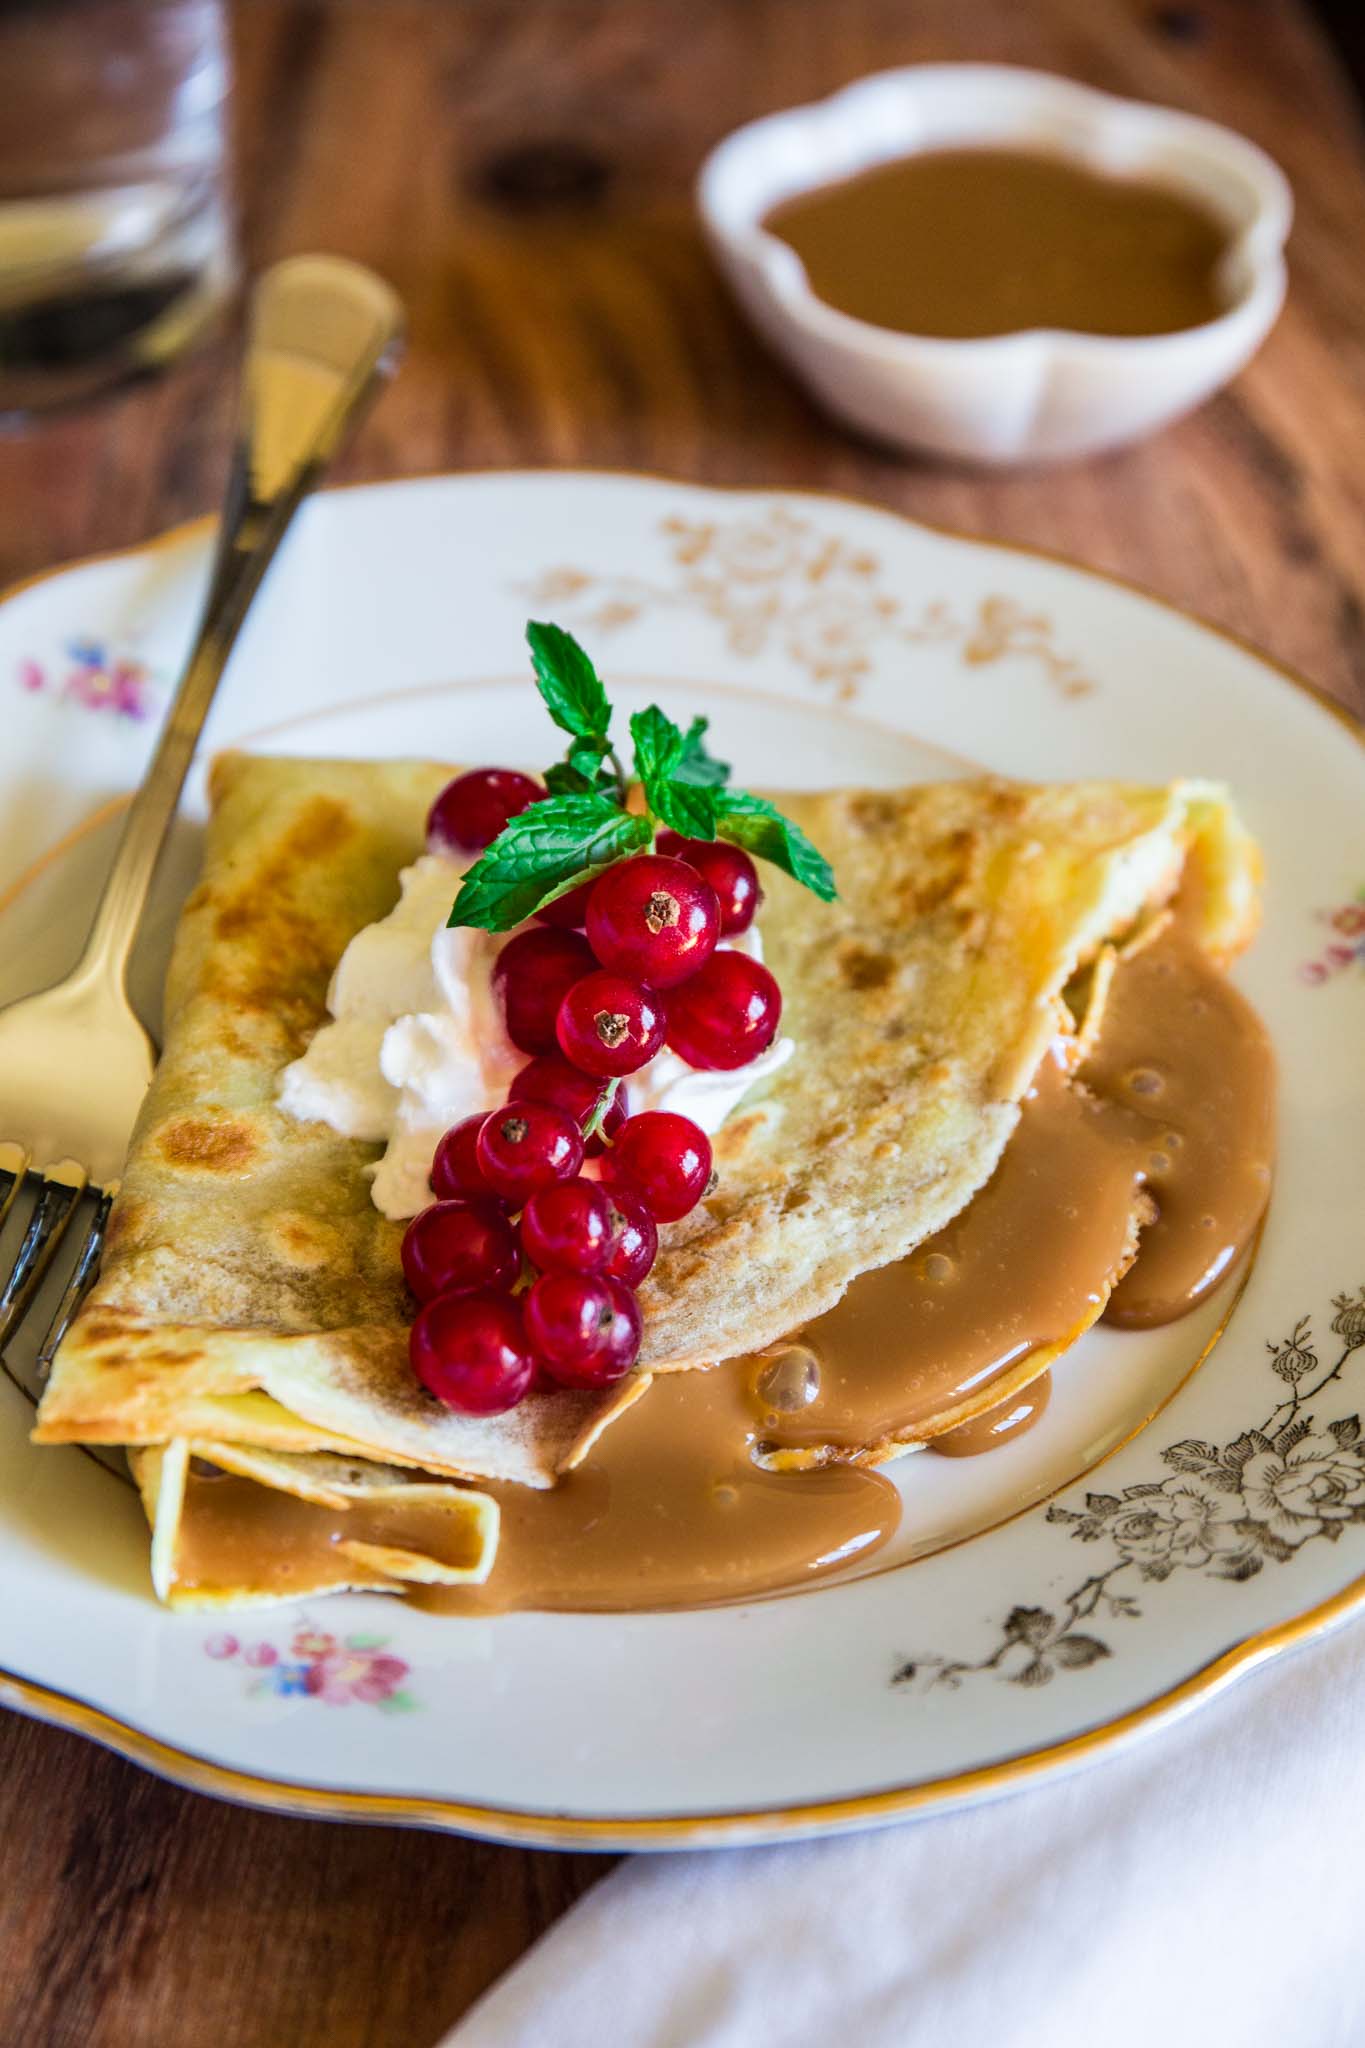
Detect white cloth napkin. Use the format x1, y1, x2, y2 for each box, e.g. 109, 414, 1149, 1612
445, 1614, 1365, 2047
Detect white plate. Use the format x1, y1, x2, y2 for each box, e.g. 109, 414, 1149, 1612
0, 472, 1361, 1849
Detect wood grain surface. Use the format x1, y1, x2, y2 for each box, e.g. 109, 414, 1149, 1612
1, 4, 1362, 2044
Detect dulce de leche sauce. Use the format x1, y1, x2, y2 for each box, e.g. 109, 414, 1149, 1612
420, 1368, 901, 1615
762, 148, 1231, 340
929, 1373, 1053, 1460
760, 909, 1274, 1464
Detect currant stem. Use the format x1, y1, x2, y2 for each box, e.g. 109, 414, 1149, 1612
580, 1079, 620, 1143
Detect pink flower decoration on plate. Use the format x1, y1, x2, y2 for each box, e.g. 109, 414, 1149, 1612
16, 638, 159, 720
1301, 888, 1365, 983
203, 1620, 419, 1712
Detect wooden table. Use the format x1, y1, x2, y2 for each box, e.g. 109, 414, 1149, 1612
2, 3, 1363, 2042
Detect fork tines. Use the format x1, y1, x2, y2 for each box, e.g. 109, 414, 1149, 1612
0, 1151, 92, 1362
35, 1183, 116, 1379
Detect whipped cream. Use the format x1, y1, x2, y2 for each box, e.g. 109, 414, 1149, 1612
279, 851, 794, 1221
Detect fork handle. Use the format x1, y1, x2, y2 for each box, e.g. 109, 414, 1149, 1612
77, 256, 404, 989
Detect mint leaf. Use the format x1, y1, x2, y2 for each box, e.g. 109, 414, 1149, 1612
674, 716, 730, 789
545, 738, 620, 800
568, 735, 608, 781
526, 622, 612, 742
629, 704, 684, 788
630, 706, 721, 838
715, 792, 836, 901
543, 762, 594, 796
449, 793, 651, 932
651, 778, 718, 840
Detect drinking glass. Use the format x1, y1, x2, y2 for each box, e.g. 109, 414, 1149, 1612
0, 0, 233, 418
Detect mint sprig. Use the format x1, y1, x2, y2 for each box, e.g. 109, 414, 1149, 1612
448, 624, 836, 931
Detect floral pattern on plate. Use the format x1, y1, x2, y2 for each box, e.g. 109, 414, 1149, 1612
1301, 888, 1365, 984
204, 1621, 418, 1710
522, 505, 1095, 702
894, 1285, 1365, 1693
18, 638, 159, 720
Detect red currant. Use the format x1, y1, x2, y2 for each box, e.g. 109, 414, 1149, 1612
535, 876, 595, 929
586, 854, 720, 989
656, 832, 760, 937
521, 1177, 613, 1275
665, 953, 782, 1071
524, 1272, 642, 1389
411, 1289, 535, 1414
556, 970, 665, 1078
401, 1199, 519, 1303
508, 1055, 629, 1156
430, 1112, 502, 1204
427, 768, 542, 854
602, 1185, 658, 1287
601, 1111, 713, 1222
475, 1101, 584, 1202
493, 927, 596, 1055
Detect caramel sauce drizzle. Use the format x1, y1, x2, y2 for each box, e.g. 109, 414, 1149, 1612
929, 1373, 1052, 1460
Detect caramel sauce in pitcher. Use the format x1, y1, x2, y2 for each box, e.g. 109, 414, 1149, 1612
762, 149, 1231, 340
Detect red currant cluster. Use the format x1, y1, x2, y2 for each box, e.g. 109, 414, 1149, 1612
404, 768, 785, 1416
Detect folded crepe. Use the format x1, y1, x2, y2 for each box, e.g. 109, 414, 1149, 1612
131, 1440, 500, 1610
35, 755, 1257, 1508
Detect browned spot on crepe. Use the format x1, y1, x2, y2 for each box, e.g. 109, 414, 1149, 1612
270, 1213, 342, 1269
69, 1314, 139, 1348
839, 946, 894, 991
156, 1115, 260, 1174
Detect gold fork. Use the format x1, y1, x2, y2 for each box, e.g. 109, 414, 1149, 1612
0, 255, 403, 1377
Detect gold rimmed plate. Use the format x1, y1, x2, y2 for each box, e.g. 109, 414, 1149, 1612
0, 471, 1360, 1847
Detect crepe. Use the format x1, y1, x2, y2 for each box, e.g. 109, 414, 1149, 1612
36, 755, 1256, 1499
132, 1440, 500, 1610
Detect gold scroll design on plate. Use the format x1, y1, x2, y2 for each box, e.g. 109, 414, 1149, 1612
521, 507, 1096, 704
